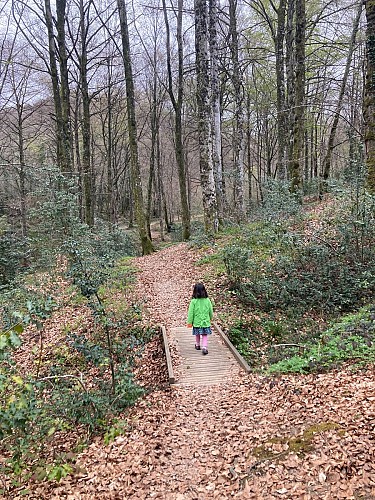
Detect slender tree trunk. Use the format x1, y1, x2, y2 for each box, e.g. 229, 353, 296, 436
79, 0, 94, 226
285, 0, 295, 175
321, 1, 363, 189
229, 0, 245, 220
276, 0, 287, 180
304, 127, 309, 181
117, 0, 153, 254
364, 0, 375, 192
195, 0, 219, 234
314, 116, 318, 178
16, 104, 27, 237
56, 0, 73, 176
209, 0, 225, 223
106, 57, 115, 223
156, 124, 165, 241
73, 97, 83, 221
147, 71, 158, 239
246, 92, 252, 207
289, 0, 305, 194
44, 0, 64, 172
162, 0, 190, 240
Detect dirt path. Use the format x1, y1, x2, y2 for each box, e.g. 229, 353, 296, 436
132, 243, 206, 377
27, 244, 375, 500
133, 243, 197, 328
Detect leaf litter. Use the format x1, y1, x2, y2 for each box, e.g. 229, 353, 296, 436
9, 243, 375, 499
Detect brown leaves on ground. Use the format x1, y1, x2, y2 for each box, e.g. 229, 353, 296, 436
12, 243, 375, 499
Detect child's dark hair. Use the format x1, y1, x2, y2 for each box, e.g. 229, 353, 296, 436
192, 283, 208, 298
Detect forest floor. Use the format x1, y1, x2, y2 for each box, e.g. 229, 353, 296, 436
19, 243, 375, 499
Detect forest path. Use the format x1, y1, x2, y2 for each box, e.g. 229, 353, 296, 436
132, 242, 242, 384
37, 243, 375, 499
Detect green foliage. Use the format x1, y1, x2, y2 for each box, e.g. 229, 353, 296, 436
226, 318, 259, 362
222, 245, 252, 285
240, 246, 373, 313
216, 179, 375, 374
222, 195, 375, 314
1, 283, 57, 338
188, 222, 216, 248
0, 302, 150, 484
171, 220, 213, 246
0, 231, 145, 487
69, 334, 109, 366
226, 314, 309, 367
0, 169, 146, 489
268, 306, 375, 374
0, 325, 45, 479
45, 371, 143, 431
6, 165, 135, 278
0, 217, 27, 287
103, 419, 128, 445
0, 324, 23, 356
261, 179, 302, 221
103, 258, 137, 293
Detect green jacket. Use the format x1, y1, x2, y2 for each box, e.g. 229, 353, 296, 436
187, 298, 213, 327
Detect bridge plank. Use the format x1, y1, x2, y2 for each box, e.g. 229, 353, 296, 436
171, 325, 243, 386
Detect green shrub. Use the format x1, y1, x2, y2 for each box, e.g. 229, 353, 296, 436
0, 217, 27, 287
223, 214, 375, 314
261, 179, 302, 221
268, 305, 375, 374
222, 245, 252, 285
45, 368, 143, 431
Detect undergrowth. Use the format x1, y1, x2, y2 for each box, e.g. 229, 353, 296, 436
0, 248, 153, 492
268, 306, 375, 374
209, 180, 375, 373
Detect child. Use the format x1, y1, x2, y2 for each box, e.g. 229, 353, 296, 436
186, 283, 213, 355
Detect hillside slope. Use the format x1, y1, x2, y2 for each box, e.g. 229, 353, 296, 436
21, 243, 375, 499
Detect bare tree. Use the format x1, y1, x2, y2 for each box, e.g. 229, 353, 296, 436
289, 0, 305, 194
195, 0, 218, 234
0, 1, 18, 111
364, 0, 375, 192
209, 0, 226, 222
228, 0, 245, 219
321, 1, 364, 191
116, 0, 153, 254
275, 0, 287, 180
162, 0, 191, 240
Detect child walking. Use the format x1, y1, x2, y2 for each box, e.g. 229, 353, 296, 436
186, 283, 213, 355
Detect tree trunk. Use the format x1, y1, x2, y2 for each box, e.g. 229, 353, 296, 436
116, 0, 153, 254
246, 91, 253, 207
289, 0, 305, 194
209, 0, 225, 223
44, 0, 64, 172
73, 96, 83, 221
56, 0, 73, 176
16, 101, 27, 237
275, 0, 287, 180
195, 0, 219, 235
106, 57, 115, 223
321, 1, 363, 190
79, 0, 94, 226
229, 0, 245, 220
285, 0, 295, 177
162, 0, 191, 240
156, 121, 165, 240
365, 0, 375, 193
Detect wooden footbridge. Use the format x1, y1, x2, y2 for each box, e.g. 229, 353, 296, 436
161, 322, 251, 386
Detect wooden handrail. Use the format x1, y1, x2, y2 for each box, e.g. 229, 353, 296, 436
161, 325, 175, 384
212, 321, 251, 374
